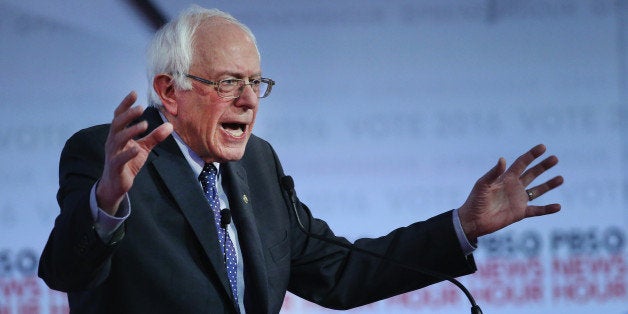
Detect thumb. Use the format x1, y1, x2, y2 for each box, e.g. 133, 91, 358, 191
478, 157, 506, 185
140, 122, 173, 150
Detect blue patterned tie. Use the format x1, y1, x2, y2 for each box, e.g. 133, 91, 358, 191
199, 163, 238, 304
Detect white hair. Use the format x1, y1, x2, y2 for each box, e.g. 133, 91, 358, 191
146, 5, 259, 107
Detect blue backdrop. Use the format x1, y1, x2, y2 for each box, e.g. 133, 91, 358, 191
1, 1, 626, 313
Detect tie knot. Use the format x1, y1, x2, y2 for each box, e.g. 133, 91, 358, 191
202, 162, 217, 175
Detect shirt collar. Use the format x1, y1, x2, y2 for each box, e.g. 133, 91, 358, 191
158, 110, 220, 178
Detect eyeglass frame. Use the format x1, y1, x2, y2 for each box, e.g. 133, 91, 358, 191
184, 73, 275, 99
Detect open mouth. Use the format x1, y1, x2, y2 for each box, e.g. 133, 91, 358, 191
221, 123, 246, 137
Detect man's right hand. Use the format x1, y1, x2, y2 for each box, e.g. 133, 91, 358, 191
96, 91, 173, 215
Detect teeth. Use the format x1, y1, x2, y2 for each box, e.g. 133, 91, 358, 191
226, 128, 244, 137
223, 123, 244, 137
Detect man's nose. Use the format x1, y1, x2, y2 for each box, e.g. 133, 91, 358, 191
234, 84, 258, 109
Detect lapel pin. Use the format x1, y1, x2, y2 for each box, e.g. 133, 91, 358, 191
242, 194, 249, 204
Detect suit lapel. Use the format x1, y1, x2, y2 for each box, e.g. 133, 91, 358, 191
141, 108, 235, 303
223, 161, 270, 313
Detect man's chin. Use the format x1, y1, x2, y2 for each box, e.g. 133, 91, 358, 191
212, 146, 247, 163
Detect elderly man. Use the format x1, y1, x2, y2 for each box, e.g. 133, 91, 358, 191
38, 5, 563, 314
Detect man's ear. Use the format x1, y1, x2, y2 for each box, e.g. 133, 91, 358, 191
153, 74, 178, 116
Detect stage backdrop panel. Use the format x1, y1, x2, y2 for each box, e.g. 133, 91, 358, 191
0, 1, 626, 313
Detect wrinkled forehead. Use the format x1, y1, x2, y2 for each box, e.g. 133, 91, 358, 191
190, 20, 261, 77
193, 19, 259, 59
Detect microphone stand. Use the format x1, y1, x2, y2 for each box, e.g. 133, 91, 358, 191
281, 176, 483, 314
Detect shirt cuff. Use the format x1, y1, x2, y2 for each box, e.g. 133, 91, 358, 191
90, 182, 130, 242
452, 208, 477, 256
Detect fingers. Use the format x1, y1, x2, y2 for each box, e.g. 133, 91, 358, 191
107, 92, 174, 154
138, 122, 173, 151
113, 91, 137, 116
109, 144, 141, 172
111, 92, 145, 134
525, 203, 561, 218
477, 157, 506, 185
107, 92, 149, 152
509, 144, 547, 176
525, 175, 564, 201
520, 155, 559, 186
98, 92, 169, 214
118, 120, 149, 144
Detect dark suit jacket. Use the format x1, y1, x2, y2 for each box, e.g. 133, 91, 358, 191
39, 107, 476, 313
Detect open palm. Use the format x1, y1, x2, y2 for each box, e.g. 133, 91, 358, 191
458, 144, 564, 240
96, 92, 173, 215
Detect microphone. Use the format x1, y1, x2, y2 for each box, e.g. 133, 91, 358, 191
280, 176, 483, 314
220, 208, 232, 263
220, 208, 232, 228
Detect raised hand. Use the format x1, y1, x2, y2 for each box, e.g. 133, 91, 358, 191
458, 144, 564, 240
96, 91, 173, 215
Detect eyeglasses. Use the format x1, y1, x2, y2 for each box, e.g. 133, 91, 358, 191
185, 73, 275, 99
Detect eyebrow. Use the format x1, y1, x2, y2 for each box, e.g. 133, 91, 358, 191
215, 71, 262, 79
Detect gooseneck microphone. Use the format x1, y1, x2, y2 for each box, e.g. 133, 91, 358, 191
220, 208, 232, 263
280, 176, 483, 314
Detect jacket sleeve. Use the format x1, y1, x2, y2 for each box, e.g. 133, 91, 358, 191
38, 125, 124, 292
287, 204, 477, 309
264, 147, 477, 309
